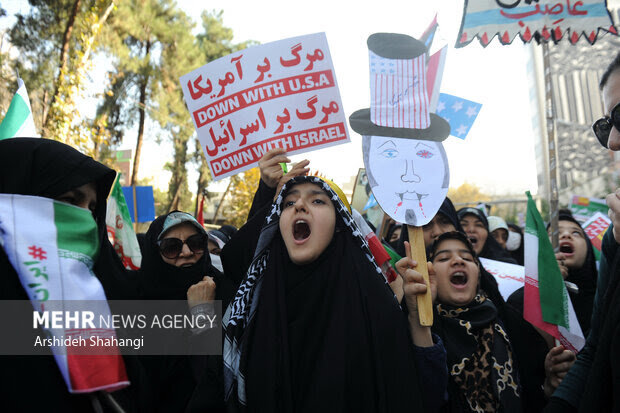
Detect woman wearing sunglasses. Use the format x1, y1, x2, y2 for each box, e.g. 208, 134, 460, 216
140, 211, 223, 303
137, 211, 235, 412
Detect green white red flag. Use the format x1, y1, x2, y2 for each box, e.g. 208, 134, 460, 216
523, 192, 584, 352
352, 209, 398, 283
0, 78, 38, 140
0, 194, 129, 392
106, 175, 141, 270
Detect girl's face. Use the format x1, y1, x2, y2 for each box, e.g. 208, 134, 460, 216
553, 220, 588, 271
459, 214, 488, 255
279, 183, 336, 265
432, 239, 480, 307
423, 213, 456, 246
55, 182, 98, 215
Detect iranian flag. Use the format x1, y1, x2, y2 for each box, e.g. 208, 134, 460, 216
0, 194, 129, 393
106, 175, 141, 270
523, 192, 585, 352
0, 78, 39, 140
352, 209, 398, 283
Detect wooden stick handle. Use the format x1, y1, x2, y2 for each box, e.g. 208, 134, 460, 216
408, 226, 433, 326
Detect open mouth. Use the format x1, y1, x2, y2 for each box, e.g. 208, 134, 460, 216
450, 271, 468, 286
397, 191, 428, 202
468, 236, 478, 246
293, 220, 311, 241
559, 243, 574, 255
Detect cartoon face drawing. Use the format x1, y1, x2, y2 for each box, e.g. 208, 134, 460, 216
363, 135, 449, 226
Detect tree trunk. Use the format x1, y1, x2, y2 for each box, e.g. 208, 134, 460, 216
43, 0, 81, 128
130, 40, 151, 187
168, 178, 182, 212
194, 169, 204, 216
59, 0, 81, 77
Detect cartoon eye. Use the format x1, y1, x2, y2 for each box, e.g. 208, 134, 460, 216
416, 150, 433, 159
381, 148, 399, 158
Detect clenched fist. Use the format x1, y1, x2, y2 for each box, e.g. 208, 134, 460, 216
187, 276, 216, 309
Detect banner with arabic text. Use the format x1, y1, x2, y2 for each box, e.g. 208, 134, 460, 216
582, 211, 611, 263
181, 33, 349, 180
479, 258, 524, 300
456, 0, 616, 48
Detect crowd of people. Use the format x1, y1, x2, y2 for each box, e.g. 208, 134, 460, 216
0, 51, 619, 412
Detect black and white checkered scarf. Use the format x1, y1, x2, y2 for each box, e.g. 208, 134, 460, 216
222, 176, 386, 406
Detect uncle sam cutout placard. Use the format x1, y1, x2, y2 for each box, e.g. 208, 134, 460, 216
350, 33, 450, 227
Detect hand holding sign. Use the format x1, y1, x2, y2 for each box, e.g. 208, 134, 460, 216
396, 240, 436, 347
350, 33, 451, 326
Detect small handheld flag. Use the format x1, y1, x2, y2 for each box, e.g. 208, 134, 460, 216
0, 78, 39, 140
105, 175, 142, 270
523, 191, 585, 352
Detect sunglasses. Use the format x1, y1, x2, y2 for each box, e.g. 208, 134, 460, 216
158, 233, 206, 259
592, 102, 620, 148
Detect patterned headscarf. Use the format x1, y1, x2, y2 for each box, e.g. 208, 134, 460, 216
222, 176, 387, 405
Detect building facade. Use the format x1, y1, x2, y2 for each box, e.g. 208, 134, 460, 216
529, 4, 620, 204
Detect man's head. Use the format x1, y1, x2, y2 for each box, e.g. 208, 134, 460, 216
594, 51, 620, 150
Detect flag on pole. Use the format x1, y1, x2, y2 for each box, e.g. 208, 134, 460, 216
420, 14, 438, 51
0, 194, 130, 393
352, 209, 398, 283
426, 46, 448, 112
0, 78, 39, 140
197, 193, 206, 227
523, 191, 585, 352
106, 175, 141, 270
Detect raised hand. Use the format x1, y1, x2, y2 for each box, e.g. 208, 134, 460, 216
258, 148, 290, 189
187, 276, 216, 309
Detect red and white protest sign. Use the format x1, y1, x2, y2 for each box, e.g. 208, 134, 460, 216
180, 33, 350, 180
582, 211, 611, 256
479, 258, 525, 300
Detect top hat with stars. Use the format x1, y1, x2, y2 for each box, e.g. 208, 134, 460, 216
349, 33, 450, 141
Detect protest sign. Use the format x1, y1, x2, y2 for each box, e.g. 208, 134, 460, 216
456, 0, 616, 47
349, 32, 451, 326
479, 258, 524, 300
181, 32, 349, 180
582, 211, 611, 262
569, 195, 608, 223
